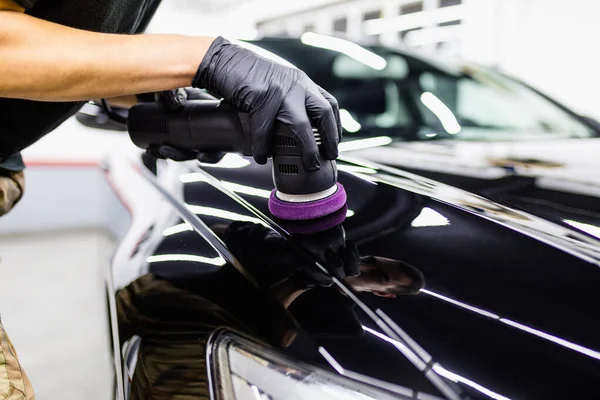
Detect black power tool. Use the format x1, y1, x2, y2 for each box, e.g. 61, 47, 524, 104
127, 99, 347, 221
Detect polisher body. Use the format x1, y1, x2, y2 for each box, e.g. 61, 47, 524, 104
127, 99, 347, 220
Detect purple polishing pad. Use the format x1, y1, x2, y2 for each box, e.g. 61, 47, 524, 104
275, 205, 348, 234
269, 183, 347, 221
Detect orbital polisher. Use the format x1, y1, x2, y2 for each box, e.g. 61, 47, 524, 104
127, 99, 347, 222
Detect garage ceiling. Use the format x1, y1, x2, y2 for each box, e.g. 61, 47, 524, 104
170, 0, 252, 13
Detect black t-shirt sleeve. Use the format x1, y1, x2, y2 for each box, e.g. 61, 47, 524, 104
12, 0, 37, 10
0, 153, 25, 175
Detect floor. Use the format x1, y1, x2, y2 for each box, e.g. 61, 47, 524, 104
0, 229, 114, 400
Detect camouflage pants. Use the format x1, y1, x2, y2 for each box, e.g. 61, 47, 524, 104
0, 322, 34, 399
0, 172, 24, 217
0, 172, 32, 398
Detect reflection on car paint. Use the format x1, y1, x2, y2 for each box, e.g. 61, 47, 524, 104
105, 152, 600, 400
340, 154, 600, 267
421, 289, 600, 361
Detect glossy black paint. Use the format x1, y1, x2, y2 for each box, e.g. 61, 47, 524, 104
106, 150, 600, 400
244, 37, 600, 244
347, 138, 600, 242
106, 38, 600, 400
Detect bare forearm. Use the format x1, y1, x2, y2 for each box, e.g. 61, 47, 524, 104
0, 11, 213, 101
103, 95, 138, 108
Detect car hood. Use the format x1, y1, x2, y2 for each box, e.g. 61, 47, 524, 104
193, 154, 600, 400
345, 136, 600, 240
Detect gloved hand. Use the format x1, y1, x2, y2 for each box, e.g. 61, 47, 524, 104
293, 225, 360, 280
217, 221, 359, 290
193, 36, 342, 171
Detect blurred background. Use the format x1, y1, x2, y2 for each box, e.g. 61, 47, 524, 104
1, 1, 600, 399
150, 0, 600, 120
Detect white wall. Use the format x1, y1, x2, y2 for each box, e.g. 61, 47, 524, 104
146, 0, 257, 37
489, 0, 600, 119
232, 0, 339, 24
0, 167, 130, 237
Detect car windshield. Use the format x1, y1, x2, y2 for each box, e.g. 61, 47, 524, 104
249, 38, 595, 141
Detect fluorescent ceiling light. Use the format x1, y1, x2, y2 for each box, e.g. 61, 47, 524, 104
339, 109, 362, 133
563, 219, 600, 239
420, 92, 461, 134
337, 165, 377, 174
181, 174, 272, 199
163, 223, 193, 236
421, 289, 498, 319
432, 364, 510, 400
411, 207, 450, 227
186, 205, 264, 225
362, 326, 426, 370
221, 181, 272, 199
338, 136, 393, 152
363, 5, 465, 35
317, 347, 345, 375
500, 318, 600, 361
423, 288, 600, 362
433, 4, 466, 24
405, 25, 463, 47
147, 254, 226, 266
301, 32, 387, 70
198, 153, 251, 169
363, 11, 428, 36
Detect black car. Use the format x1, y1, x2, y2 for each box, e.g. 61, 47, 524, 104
100, 38, 600, 400
248, 37, 600, 235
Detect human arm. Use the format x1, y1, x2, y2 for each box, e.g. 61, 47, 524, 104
0, 1, 342, 168
0, 8, 212, 101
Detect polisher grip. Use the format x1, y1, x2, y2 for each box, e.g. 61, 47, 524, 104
128, 100, 253, 155
128, 98, 339, 196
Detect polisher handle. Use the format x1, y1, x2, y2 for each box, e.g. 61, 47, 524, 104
128, 99, 336, 195
128, 100, 253, 155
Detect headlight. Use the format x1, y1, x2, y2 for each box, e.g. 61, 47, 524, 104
207, 330, 437, 400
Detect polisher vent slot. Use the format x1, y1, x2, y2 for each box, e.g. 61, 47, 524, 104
130, 118, 169, 135
278, 164, 299, 175
313, 129, 322, 146
276, 135, 296, 147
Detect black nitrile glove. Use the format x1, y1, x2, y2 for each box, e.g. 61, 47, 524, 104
193, 36, 342, 171
293, 225, 360, 280
220, 222, 360, 290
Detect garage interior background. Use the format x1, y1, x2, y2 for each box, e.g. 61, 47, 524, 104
152, 0, 600, 120
0, 1, 597, 399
